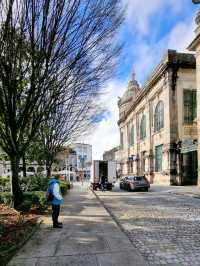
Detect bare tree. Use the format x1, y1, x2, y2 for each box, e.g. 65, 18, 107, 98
0, 0, 124, 208
39, 91, 103, 178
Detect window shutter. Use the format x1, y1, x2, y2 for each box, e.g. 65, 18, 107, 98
155, 145, 163, 172
192, 90, 197, 121
183, 90, 196, 123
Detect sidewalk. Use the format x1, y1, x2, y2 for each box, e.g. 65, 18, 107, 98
8, 183, 147, 266
150, 184, 200, 198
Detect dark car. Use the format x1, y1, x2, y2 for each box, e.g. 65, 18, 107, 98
119, 176, 129, 189
123, 176, 150, 192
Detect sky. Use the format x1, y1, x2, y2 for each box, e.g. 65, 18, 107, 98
85, 0, 199, 160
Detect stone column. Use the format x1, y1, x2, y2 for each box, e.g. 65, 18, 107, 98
188, 9, 200, 185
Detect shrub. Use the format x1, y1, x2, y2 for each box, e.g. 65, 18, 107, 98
60, 181, 68, 196
0, 176, 9, 186
0, 176, 11, 192
23, 191, 47, 211
20, 175, 48, 192
0, 192, 12, 204
17, 200, 32, 213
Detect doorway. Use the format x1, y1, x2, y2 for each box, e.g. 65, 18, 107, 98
181, 151, 197, 185
99, 161, 108, 182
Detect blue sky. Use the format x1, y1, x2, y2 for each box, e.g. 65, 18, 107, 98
86, 0, 199, 159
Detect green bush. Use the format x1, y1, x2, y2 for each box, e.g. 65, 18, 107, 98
0, 192, 12, 204
17, 200, 32, 213
60, 181, 68, 196
20, 175, 48, 192
0, 176, 9, 186
0, 176, 11, 192
23, 191, 47, 210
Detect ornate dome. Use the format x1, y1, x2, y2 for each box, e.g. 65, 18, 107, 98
120, 70, 140, 106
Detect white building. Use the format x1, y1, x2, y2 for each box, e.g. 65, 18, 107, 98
69, 143, 92, 179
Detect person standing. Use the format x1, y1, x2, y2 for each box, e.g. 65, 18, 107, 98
48, 175, 63, 228
101, 176, 105, 192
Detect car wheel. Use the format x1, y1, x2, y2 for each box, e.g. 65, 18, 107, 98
144, 187, 148, 192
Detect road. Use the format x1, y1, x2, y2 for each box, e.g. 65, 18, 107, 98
95, 184, 200, 266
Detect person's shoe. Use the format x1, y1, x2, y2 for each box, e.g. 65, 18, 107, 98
53, 224, 63, 228
58, 222, 63, 226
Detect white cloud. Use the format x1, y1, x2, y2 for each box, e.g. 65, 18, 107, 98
133, 18, 195, 83
122, 0, 186, 36
167, 20, 195, 51
84, 1, 196, 160
85, 80, 127, 160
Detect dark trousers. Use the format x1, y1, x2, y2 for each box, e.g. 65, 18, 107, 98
52, 204, 60, 226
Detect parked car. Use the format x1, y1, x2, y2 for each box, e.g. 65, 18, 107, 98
119, 176, 128, 189
120, 176, 150, 192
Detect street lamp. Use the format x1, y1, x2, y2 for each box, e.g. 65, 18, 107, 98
193, 0, 200, 3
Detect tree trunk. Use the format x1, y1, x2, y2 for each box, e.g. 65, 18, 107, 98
46, 160, 52, 178
22, 154, 26, 177
46, 166, 52, 178
10, 155, 23, 208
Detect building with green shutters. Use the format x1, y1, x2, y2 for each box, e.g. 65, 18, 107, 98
118, 50, 198, 185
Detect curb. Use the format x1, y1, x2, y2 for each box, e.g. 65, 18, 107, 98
90, 188, 149, 266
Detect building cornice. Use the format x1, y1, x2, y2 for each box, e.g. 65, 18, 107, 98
118, 50, 196, 125
187, 33, 200, 51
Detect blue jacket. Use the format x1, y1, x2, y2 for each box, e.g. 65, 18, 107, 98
48, 178, 63, 205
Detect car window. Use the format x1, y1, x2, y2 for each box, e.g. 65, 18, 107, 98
134, 176, 145, 181
127, 176, 134, 180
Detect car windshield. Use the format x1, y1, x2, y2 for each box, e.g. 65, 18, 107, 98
127, 176, 135, 180
133, 176, 145, 181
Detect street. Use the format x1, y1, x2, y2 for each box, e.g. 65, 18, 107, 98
7, 182, 200, 266
95, 184, 200, 266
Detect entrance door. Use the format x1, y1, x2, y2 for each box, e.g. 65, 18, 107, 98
182, 151, 197, 185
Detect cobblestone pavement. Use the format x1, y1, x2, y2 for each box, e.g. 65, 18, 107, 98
95, 185, 200, 266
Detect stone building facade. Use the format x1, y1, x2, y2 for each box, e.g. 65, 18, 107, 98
103, 146, 120, 161
188, 7, 200, 185
118, 50, 198, 185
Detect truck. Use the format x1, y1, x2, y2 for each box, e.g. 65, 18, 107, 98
90, 160, 116, 190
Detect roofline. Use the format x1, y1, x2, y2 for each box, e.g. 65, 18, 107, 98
187, 33, 200, 51
118, 50, 196, 125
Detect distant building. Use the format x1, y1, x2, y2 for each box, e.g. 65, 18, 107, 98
103, 146, 121, 178
70, 143, 92, 179
118, 50, 197, 185
103, 146, 120, 161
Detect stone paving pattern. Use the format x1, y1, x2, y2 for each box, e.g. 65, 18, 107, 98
8, 183, 146, 266
96, 185, 200, 266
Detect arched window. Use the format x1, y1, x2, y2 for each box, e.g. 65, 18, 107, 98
154, 101, 164, 132
140, 115, 146, 140
130, 125, 134, 146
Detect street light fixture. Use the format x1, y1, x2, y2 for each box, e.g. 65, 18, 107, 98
193, 0, 200, 3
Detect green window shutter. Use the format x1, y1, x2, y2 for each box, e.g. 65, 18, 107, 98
184, 90, 189, 123
155, 145, 163, 172
120, 132, 123, 149
132, 126, 134, 145
192, 90, 197, 121
184, 90, 196, 123
154, 101, 164, 132
140, 115, 146, 140
130, 126, 134, 146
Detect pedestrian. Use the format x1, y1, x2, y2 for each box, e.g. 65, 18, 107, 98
48, 175, 63, 228
101, 176, 105, 192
